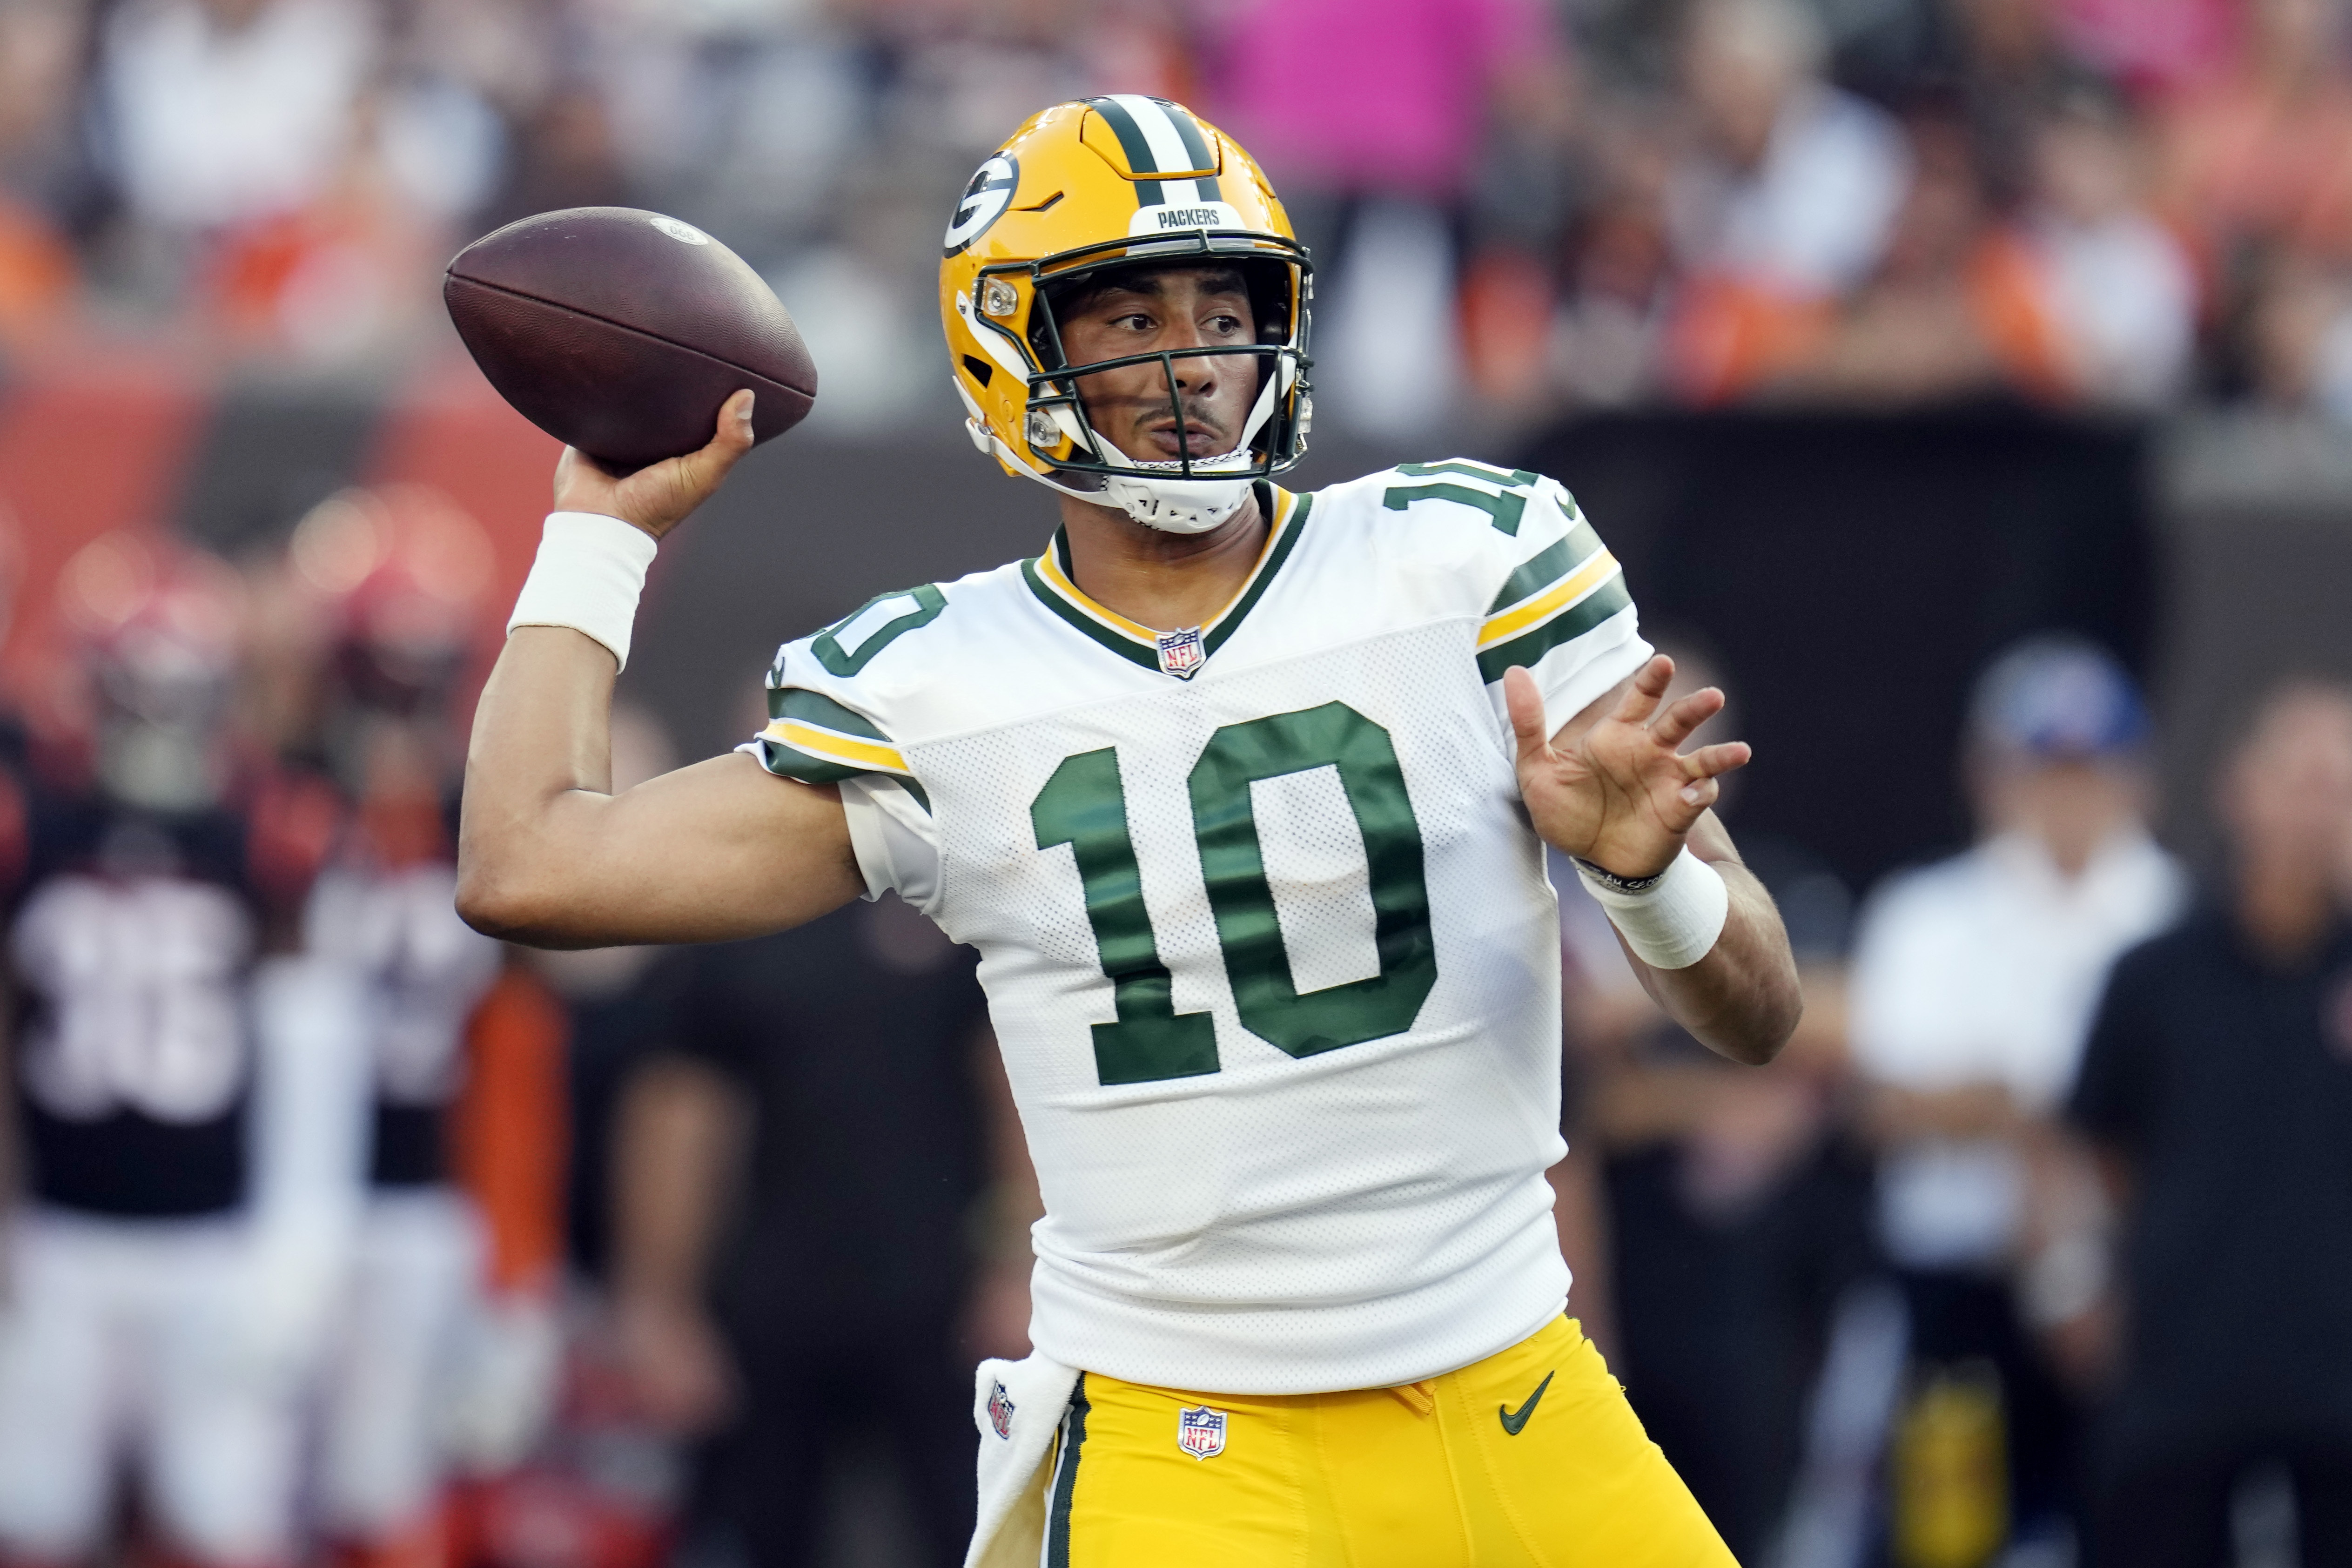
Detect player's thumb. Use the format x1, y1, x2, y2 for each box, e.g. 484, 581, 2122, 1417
1502, 667, 1549, 760
709, 388, 757, 464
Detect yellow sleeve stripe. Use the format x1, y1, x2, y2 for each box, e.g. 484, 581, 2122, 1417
758, 719, 911, 774
1477, 550, 1621, 650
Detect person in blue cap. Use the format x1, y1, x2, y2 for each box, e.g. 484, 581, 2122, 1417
1846, 634, 2188, 1561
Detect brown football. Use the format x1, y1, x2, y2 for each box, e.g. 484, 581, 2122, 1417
444, 208, 817, 471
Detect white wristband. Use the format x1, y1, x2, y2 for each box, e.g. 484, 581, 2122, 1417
506, 512, 659, 670
1575, 847, 1730, 971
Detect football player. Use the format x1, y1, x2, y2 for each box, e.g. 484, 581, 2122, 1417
460, 97, 1801, 1565
0, 533, 360, 1568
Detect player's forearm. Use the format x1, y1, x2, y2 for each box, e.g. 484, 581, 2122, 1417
1625, 863, 1802, 1066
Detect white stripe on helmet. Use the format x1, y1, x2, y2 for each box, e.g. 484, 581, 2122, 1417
1109, 94, 1203, 206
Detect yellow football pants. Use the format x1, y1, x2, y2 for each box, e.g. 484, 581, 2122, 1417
1041, 1316, 1738, 1566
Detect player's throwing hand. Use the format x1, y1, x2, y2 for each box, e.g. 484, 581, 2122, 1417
1505, 655, 1753, 879
551, 388, 759, 542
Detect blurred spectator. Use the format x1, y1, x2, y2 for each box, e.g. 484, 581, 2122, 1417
1548, 111, 1679, 408
2015, 88, 2197, 407
1662, 0, 1912, 403
486, 83, 632, 232
1848, 635, 2186, 1561
2049, 0, 2233, 97
2068, 679, 2352, 1568
97, 0, 377, 236
1563, 640, 1870, 1562
1203, 0, 1572, 432
2157, 0, 2352, 266
0, 532, 344, 1568
1766, 112, 2068, 406
2239, 244, 2352, 417
609, 861, 1012, 1566
0, 0, 87, 339
1938, 0, 2103, 208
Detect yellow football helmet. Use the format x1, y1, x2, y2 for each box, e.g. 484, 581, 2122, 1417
939, 95, 1313, 532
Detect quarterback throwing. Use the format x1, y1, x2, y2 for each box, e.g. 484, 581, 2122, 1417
460, 96, 1800, 1567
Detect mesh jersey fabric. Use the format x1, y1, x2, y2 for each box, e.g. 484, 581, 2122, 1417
746, 461, 1650, 1393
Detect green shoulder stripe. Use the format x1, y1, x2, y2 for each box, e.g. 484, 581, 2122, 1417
1476, 578, 1633, 684
1486, 517, 1603, 615
769, 685, 889, 740
753, 737, 863, 786
753, 736, 930, 813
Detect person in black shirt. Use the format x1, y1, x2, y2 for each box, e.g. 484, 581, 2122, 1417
2069, 679, 2352, 1568
610, 892, 1010, 1566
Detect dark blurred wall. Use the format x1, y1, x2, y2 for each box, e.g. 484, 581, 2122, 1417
2155, 415, 2352, 871
1522, 410, 2153, 896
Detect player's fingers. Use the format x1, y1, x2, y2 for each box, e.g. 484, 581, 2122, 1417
1502, 666, 1551, 762
1679, 740, 1752, 788
1611, 654, 1674, 727
1649, 686, 1726, 751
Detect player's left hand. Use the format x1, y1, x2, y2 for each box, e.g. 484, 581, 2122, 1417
1505, 656, 1752, 878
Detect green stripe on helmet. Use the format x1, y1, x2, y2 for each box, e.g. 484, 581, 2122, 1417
1162, 101, 1223, 202
1085, 97, 1164, 205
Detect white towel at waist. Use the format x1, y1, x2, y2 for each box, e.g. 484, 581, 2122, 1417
966, 1350, 1080, 1568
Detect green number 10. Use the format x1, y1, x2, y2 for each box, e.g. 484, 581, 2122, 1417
1030, 701, 1438, 1086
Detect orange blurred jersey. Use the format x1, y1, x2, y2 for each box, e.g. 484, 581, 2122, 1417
453, 965, 571, 1296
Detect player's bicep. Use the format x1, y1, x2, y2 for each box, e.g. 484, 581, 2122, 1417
521, 752, 862, 947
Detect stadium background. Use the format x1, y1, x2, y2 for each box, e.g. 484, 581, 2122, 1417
3, 0, 2351, 1563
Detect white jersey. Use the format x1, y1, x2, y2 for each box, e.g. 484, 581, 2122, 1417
746, 460, 1650, 1393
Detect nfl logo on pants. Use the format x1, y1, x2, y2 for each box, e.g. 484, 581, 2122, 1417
1177, 1405, 1227, 1460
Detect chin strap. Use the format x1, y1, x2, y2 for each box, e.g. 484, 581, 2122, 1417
958, 354, 1293, 533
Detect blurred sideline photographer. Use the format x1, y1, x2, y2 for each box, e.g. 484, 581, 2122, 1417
2070, 680, 2352, 1568
1848, 635, 2184, 1559
607, 783, 1023, 1568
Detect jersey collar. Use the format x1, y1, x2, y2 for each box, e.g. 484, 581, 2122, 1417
1021, 483, 1312, 676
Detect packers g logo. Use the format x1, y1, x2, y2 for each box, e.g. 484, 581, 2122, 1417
944, 155, 1018, 256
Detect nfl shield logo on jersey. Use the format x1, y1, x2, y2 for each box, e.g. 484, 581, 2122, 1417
987, 1380, 1015, 1440
1156, 625, 1206, 679
1176, 1405, 1228, 1460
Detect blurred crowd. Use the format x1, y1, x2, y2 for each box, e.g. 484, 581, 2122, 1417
11, 0, 2352, 426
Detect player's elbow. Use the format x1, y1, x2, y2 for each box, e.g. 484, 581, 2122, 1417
1717, 974, 1804, 1067
455, 854, 557, 945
